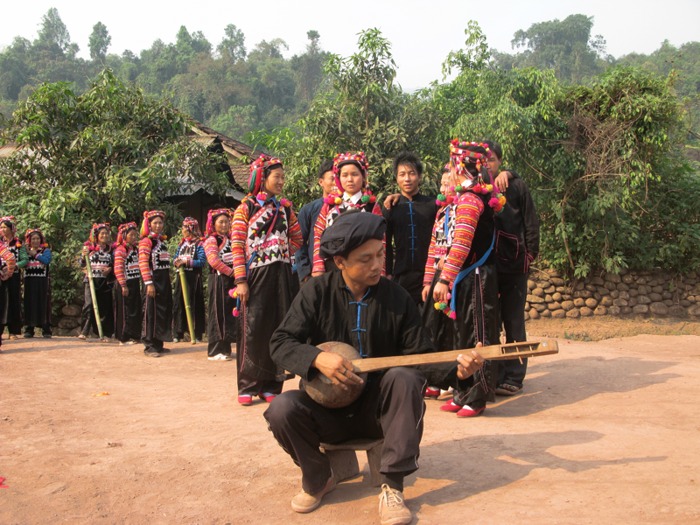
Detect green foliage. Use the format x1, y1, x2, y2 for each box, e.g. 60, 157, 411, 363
497, 14, 610, 84
88, 22, 111, 63
446, 47, 699, 275
0, 70, 230, 309
251, 29, 445, 208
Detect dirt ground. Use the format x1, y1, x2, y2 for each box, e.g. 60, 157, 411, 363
1, 317, 699, 524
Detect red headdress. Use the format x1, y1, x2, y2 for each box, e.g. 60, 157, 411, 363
0, 216, 19, 243
140, 210, 166, 239
205, 208, 232, 237
24, 228, 47, 247
87, 222, 111, 250
447, 139, 506, 213
181, 217, 201, 236
116, 222, 138, 245
332, 151, 369, 193
248, 154, 283, 196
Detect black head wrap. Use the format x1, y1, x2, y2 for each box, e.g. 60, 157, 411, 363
320, 211, 386, 259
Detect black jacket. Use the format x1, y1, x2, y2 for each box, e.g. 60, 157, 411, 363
494, 171, 540, 274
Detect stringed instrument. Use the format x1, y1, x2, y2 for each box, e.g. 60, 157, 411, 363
302, 339, 559, 408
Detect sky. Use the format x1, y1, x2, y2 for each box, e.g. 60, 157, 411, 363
1, 0, 699, 91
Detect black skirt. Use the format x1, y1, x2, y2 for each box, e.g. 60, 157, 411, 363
142, 269, 172, 343
237, 262, 296, 381
113, 279, 142, 342
421, 264, 500, 407
23, 276, 51, 328
174, 269, 205, 339
5, 271, 23, 331
81, 277, 114, 337
207, 271, 236, 344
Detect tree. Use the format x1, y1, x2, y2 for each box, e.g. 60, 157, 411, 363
0, 70, 231, 308
290, 30, 328, 107
35, 7, 77, 58
447, 62, 698, 275
250, 28, 444, 206
500, 14, 609, 84
88, 22, 111, 63
217, 23, 247, 63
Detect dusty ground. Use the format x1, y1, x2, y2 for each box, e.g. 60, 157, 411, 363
1, 317, 699, 524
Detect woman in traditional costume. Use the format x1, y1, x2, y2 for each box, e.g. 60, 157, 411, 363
79, 223, 114, 340
203, 209, 236, 361
0, 239, 17, 349
0, 216, 27, 339
172, 217, 206, 343
422, 140, 505, 417
311, 152, 383, 277
138, 210, 173, 357
113, 222, 142, 345
23, 228, 52, 338
231, 155, 302, 405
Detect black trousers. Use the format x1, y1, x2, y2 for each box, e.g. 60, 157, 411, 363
264, 367, 426, 494
5, 272, 22, 334
394, 270, 425, 306
497, 272, 528, 387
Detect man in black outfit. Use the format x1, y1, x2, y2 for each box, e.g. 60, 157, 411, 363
485, 140, 540, 396
264, 212, 483, 525
382, 152, 437, 305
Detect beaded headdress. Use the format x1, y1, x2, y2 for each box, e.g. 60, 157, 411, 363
88, 222, 111, 245
0, 216, 17, 238
116, 222, 138, 245
181, 217, 202, 239
24, 228, 46, 247
140, 210, 166, 238
248, 154, 283, 196
332, 151, 369, 193
205, 208, 232, 236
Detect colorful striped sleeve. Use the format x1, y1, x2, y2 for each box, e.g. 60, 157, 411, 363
0, 244, 16, 280
311, 203, 330, 275
138, 238, 153, 285
440, 193, 484, 286
113, 244, 127, 287
423, 215, 440, 287
204, 235, 234, 276
231, 201, 251, 283
287, 207, 302, 256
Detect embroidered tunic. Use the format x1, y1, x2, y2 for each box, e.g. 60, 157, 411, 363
0, 243, 17, 335
138, 235, 173, 349
203, 234, 236, 355
24, 247, 52, 331
421, 190, 500, 410
113, 243, 142, 342
231, 196, 302, 395
311, 194, 384, 275
173, 238, 206, 340
80, 246, 114, 337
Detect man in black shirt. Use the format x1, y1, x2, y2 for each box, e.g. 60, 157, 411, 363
264, 212, 483, 525
382, 152, 437, 304
485, 140, 540, 395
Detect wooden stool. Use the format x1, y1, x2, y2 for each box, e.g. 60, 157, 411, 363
320, 438, 383, 486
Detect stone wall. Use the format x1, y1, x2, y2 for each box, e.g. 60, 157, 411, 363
50, 268, 700, 335
526, 268, 700, 320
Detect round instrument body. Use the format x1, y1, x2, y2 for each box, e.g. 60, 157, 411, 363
302, 341, 368, 408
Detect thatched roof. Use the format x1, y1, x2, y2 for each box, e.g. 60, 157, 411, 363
189, 122, 263, 192
2, 124, 262, 201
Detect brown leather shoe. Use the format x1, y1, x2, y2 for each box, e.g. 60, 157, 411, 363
291, 475, 336, 513
378, 483, 412, 525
